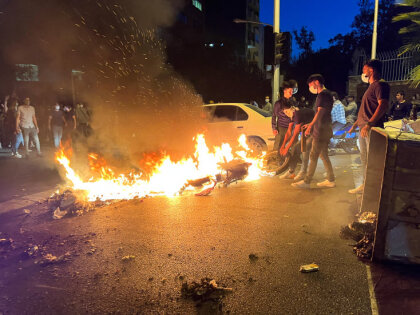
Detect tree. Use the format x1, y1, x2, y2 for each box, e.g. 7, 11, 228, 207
292, 26, 315, 59
394, 0, 420, 87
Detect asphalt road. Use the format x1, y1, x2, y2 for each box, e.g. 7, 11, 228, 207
0, 152, 376, 314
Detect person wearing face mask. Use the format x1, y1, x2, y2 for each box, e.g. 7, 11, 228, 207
292, 74, 336, 189
263, 96, 272, 114
48, 103, 66, 148
271, 80, 297, 163
63, 105, 77, 144
348, 59, 390, 194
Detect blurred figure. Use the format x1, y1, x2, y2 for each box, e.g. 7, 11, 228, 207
331, 92, 346, 133
389, 91, 412, 120
4, 95, 23, 158
16, 97, 42, 157
48, 103, 66, 148
299, 96, 310, 108
262, 96, 272, 114
343, 95, 357, 124
75, 103, 91, 137
63, 104, 76, 144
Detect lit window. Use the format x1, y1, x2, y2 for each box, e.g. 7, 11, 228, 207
192, 0, 202, 11
16, 64, 39, 81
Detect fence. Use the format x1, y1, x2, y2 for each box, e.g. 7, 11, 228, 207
353, 48, 419, 82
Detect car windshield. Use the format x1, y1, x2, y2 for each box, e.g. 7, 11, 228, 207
245, 105, 271, 117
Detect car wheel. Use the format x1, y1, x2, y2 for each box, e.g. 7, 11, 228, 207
247, 137, 267, 155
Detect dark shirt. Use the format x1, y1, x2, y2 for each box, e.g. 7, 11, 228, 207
50, 110, 65, 127
272, 97, 293, 130
64, 109, 75, 128
312, 89, 333, 139
357, 80, 390, 128
389, 101, 412, 120
294, 107, 315, 125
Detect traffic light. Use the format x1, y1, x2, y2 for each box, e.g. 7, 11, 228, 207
274, 32, 291, 65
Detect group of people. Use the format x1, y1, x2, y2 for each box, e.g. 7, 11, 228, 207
271, 59, 392, 193
0, 94, 91, 158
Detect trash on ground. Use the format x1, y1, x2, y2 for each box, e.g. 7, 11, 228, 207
300, 263, 319, 273
181, 278, 232, 307
248, 253, 259, 262
195, 182, 216, 196
53, 207, 68, 220
23, 209, 31, 214
37, 252, 71, 266
122, 255, 135, 261
25, 245, 40, 257
340, 211, 377, 259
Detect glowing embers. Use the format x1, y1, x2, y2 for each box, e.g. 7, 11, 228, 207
55, 134, 272, 202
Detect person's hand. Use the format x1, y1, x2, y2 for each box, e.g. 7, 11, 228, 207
36, 127, 39, 134
16, 128, 21, 134
273, 129, 278, 136
304, 124, 312, 137
280, 147, 287, 156
347, 124, 356, 135
388, 116, 393, 121
360, 125, 370, 138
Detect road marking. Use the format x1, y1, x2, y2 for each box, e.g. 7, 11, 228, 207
366, 265, 379, 315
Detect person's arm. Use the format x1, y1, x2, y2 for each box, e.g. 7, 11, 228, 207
283, 123, 301, 154
304, 107, 326, 136
32, 110, 39, 132
360, 99, 389, 137
272, 102, 278, 135
16, 108, 21, 133
72, 114, 77, 129
4, 95, 9, 113
62, 115, 67, 127
279, 122, 294, 155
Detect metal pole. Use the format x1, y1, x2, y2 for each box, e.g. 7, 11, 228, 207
272, 0, 280, 103
371, 0, 379, 59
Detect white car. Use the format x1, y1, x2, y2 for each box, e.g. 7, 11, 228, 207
202, 103, 274, 152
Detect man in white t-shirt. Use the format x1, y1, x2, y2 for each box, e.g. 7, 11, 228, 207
16, 97, 42, 157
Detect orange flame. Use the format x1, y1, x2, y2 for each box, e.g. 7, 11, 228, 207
55, 134, 272, 201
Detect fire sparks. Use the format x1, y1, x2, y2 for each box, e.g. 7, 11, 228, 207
55, 134, 272, 202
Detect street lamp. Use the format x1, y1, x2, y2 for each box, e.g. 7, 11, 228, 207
371, 0, 379, 59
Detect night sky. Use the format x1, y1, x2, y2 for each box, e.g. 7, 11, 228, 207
260, 0, 360, 53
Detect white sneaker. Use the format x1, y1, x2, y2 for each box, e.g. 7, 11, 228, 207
15, 153, 22, 158
294, 171, 306, 182
349, 184, 364, 194
279, 171, 295, 179
316, 179, 336, 188
291, 180, 310, 189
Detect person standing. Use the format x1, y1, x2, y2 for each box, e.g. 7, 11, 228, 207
4, 95, 23, 157
388, 91, 412, 121
263, 96, 273, 114
16, 97, 42, 157
48, 103, 66, 148
292, 74, 335, 189
75, 103, 91, 137
272, 80, 297, 159
348, 59, 390, 194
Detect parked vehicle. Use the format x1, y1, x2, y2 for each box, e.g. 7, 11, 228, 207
203, 103, 274, 153
330, 123, 359, 154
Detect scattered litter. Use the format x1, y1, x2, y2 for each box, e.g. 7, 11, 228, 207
0, 238, 12, 247
195, 183, 216, 196
122, 255, 135, 261
300, 263, 319, 273
181, 278, 232, 308
340, 212, 377, 259
248, 253, 259, 262
37, 252, 71, 266
53, 207, 68, 220
23, 209, 31, 214
25, 245, 40, 257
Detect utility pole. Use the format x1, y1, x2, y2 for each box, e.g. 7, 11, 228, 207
371, 0, 379, 59
272, 0, 280, 103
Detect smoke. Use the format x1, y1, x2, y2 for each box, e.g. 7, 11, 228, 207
0, 0, 209, 169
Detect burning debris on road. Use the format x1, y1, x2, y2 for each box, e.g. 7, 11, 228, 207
340, 212, 377, 259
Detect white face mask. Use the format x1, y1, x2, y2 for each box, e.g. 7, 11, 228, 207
55, 105, 60, 110
309, 86, 318, 95
361, 73, 369, 83
293, 87, 298, 95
